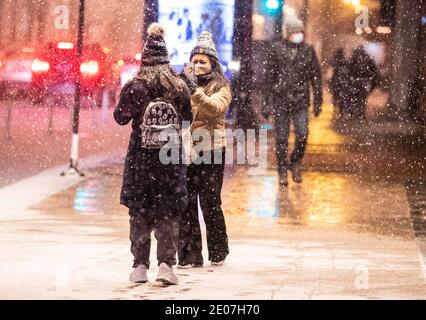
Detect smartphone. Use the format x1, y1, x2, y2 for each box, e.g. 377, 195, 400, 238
183, 62, 194, 77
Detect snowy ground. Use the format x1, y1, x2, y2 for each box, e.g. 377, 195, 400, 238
0, 216, 424, 299
0, 161, 425, 299
0, 99, 425, 299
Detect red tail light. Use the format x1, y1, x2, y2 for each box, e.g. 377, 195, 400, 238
31, 59, 50, 72
57, 42, 74, 49
80, 61, 99, 75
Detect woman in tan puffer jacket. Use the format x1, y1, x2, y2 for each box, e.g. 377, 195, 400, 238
178, 31, 231, 268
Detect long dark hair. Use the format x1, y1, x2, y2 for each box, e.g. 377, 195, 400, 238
202, 58, 230, 94
135, 63, 189, 99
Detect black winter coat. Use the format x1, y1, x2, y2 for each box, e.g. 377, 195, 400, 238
349, 48, 379, 97
113, 78, 192, 212
268, 40, 323, 113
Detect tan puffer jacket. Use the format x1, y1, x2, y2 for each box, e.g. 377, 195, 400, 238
190, 84, 232, 152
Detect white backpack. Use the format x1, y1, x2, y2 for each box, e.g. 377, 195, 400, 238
140, 98, 181, 149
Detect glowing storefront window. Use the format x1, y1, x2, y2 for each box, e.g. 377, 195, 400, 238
159, 0, 235, 77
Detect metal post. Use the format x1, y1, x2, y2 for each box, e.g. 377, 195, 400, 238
25, 0, 34, 43
143, 0, 159, 44
48, 100, 54, 135
274, 0, 284, 40
61, 0, 85, 177
302, 0, 309, 27
233, 0, 258, 130
0, 1, 5, 47
5, 103, 12, 142
391, 0, 423, 120
10, 0, 17, 44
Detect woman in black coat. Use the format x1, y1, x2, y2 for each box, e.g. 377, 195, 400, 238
114, 23, 192, 285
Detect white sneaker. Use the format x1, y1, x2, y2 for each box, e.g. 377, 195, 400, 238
211, 259, 225, 266
129, 265, 148, 283
156, 263, 178, 285
177, 264, 193, 269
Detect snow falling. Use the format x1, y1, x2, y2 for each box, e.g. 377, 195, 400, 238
0, 0, 425, 300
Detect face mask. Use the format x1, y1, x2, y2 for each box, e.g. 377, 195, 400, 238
194, 63, 212, 76
290, 32, 304, 44
192, 54, 213, 76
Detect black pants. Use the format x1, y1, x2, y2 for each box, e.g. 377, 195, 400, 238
129, 208, 179, 268
178, 148, 229, 265
274, 108, 309, 178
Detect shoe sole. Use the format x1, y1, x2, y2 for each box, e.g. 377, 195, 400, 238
129, 277, 148, 283
156, 278, 178, 285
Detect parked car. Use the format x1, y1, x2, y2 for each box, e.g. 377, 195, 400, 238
31, 42, 113, 107
0, 46, 36, 100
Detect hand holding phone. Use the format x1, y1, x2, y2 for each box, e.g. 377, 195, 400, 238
183, 62, 197, 94
183, 62, 195, 79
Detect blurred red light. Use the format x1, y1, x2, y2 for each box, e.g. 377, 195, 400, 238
31, 59, 50, 72
80, 61, 99, 75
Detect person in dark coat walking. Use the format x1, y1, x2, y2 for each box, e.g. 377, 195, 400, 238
330, 48, 351, 117
348, 46, 379, 120
263, 16, 323, 187
114, 23, 192, 285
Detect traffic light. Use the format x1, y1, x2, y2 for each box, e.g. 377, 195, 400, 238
259, 0, 283, 16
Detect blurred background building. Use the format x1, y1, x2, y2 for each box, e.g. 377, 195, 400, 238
0, 0, 424, 121
0, 0, 144, 58
251, 0, 425, 122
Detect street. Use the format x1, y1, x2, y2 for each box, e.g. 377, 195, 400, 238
0, 96, 128, 188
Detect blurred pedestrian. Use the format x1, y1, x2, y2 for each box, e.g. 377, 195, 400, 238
165, 11, 179, 62
210, 8, 225, 46
348, 46, 379, 120
114, 23, 192, 285
264, 16, 323, 187
197, 13, 212, 37
178, 8, 194, 42
329, 48, 351, 118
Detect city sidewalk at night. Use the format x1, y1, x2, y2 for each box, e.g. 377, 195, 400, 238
0, 103, 425, 299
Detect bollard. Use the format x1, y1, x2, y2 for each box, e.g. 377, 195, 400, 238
48, 97, 54, 135
5, 103, 12, 142
61, 0, 86, 177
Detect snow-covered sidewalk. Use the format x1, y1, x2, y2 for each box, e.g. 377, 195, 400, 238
1, 101, 424, 299
0, 162, 425, 299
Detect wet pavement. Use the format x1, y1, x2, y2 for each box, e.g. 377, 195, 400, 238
0, 98, 128, 188
0, 103, 425, 299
